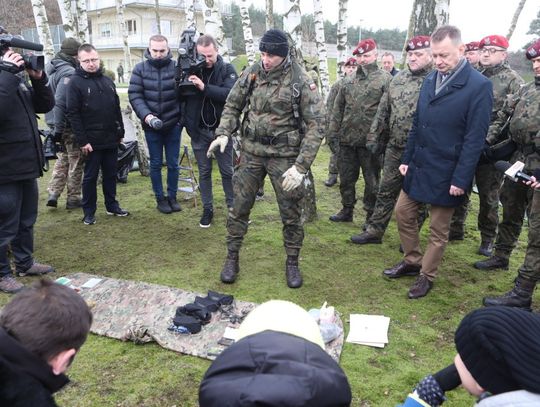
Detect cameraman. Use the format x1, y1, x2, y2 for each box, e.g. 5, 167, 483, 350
0, 46, 55, 293
128, 34, 182, 214
181, 34, 238, 228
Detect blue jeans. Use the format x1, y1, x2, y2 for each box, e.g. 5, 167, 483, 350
145, 125, 181, 200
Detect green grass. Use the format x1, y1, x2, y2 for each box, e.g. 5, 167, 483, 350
17, 98, 532, 406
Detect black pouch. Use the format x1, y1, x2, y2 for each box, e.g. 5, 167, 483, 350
176, 303, 211, 325
194, 296, 220, 312
172, 315, 202, 334
207, 290, 234, 306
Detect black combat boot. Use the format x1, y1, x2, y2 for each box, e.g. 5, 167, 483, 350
220, 251, 239, 284
350, 231, 382, 245
285, 255, 303, 288
46, 193, 58, 208
474, 255, 509, 270
329, 207, 353, 222
483, 277, 536, 310
324, 173, 338, 187
478, 239, 493, 257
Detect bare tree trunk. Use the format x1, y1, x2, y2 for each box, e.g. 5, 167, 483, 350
202, 0, 230, 62
240, 0, 256, 65
155, 0, 161, 34
76, 0, 89, 42
337, 0, 348, 77
401, 0, 419, 67
283, 0, 302, 49
116, 0, 132, 81
313, 0, 329, 99
129, 107, 150, 176
301, 171, 317, 223
507, 0, 527, 40
31, 0, 55, 63
266, 0, 274, 30
185, 0, 196, 31
57, 0, 77, 39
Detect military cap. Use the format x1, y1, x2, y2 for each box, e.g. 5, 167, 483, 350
353, 38, 376, 55
344, 57, 358, 66
465, 41, 480, 52
406, 35, 430, 51
479, 35, 509, 49
526, 38, 540, 60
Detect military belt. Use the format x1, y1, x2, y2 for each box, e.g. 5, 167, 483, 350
256, 135, 289, 146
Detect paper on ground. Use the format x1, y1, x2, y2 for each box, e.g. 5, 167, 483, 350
346, 314, 390, 348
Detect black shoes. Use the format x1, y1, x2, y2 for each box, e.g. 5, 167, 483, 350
483, 277, 535, 310
351, 231, 382, 245
82, 214, 96, 225
200, 208, 214, 228
46, 193, 58, 208
157, 197, 172, 214
383, 261, 421, 279
477, 239, 493, 257
408, 275, 433, 299
168, 196, 182, 212
324, 173, 338, 187
285, 255, 303, 288
106, 207, 130, 217
329, 207, 353, 222
474, 255, 509, 271
220, 251, 239, 284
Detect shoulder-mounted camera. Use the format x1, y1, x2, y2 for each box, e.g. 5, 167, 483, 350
0, 26, 44, 73
175, 29, 206, 97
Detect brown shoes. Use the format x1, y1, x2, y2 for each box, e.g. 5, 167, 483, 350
408, 275, 433, 299
16, 262, 55, 277
383, 261, 421, 279
0, 275, 24, 293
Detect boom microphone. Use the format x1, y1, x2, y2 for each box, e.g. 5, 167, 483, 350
495, 160, 533, 184
0, 34, 43, 51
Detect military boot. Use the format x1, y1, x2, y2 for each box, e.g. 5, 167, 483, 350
478, 239, 493, 257
46, 193, 58, 208
350, 231, 382, 245
324, 173, 338, 187
474, 255, 509, 270
285, 255, 303, 288
483, 277, 536, 310
329, 207, 353, 222
220, 251, 239, 284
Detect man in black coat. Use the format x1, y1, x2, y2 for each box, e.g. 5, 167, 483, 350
128, 35, 182, 214
67, 44, 128, 225
0, 44, 55, 293
180, 34, 238, 228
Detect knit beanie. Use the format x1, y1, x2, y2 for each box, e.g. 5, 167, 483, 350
60, 37, 81, 57
259, 29, 289, 58
455, 306, 540, 395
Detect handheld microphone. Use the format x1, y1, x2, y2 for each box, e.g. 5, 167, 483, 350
495, 160, 533, 184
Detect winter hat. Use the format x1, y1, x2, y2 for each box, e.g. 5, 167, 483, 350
60, 37, 81, 56
455, 306, 540, 395
259, 29, 289, 58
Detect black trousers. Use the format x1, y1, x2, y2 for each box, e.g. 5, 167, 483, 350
0, 179, 38, 276
82, 148, 120, 216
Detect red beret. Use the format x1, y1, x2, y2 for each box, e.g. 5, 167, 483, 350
479, 35, 509, 49
526, 39, 540, 60
344, 57, 358, 66
465, 41, 480, 52
353, 38, 377, 55
406, 35, 430, 51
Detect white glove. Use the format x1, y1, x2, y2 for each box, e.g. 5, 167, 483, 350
206, 135, 229, 158
281, 165, 305, 192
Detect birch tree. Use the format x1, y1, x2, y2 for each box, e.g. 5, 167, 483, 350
155, 0, 161, 35
185, 0, 196, 31
240, 0, 256, 65
313, 0, 329, 98
57, 0, 77, 39
202, 0, 230, 62
75, 0, 89, 42
266, 0, 274, 30
337, 0, 348, 77
507, 0, 527, 40
116, 0, 132, 79
283, 0, 302, 50
31, 0, 55, 63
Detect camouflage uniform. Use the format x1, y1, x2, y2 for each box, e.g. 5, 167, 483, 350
449, 61, 524, 240
325, 79, 346, 176
364, 64, 432, 238
215, 59, 325, 255
490, 80, 540, 260
328, 62, 391, 220
47, 133, 84, 201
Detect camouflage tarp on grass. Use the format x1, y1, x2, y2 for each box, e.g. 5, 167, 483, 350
65, 273, 344, 362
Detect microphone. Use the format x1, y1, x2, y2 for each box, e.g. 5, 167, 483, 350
495, 160, 533, 184
0, 34, 43, 51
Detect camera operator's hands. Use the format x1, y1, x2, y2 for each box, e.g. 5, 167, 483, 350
526, 176, 540, 190
207, 135, 228, 158
81, 143, 93, 155
188, 75, 205, 91
2, 49, 24, 69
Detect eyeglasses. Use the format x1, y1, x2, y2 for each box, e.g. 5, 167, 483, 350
80, 58, 99, 64
480, 48, 505, 55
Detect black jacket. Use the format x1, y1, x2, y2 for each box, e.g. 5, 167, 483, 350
181, 54, 237, 137
0, 328, 69, 407
67, 67, 124, 150
0, 70, 54, 184
128, 49, 181, 132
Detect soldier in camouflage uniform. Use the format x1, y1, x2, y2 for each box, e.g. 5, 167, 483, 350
45, 38, 85, 210
207, 29, 325, 289
449, 35, 523, 255
324, 58, 358, 187
350, 36, 432, 245
474, 40, 540, 271
464, 41, 481, 69
328, 39, 392, 225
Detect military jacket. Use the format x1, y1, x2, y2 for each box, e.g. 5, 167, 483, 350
328, 62, 391, 147
325, 78, 346, 132
215, 59, 325, 172
367, 64, 432, 150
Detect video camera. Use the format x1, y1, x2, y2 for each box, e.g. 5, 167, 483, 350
40, 129, 63, 170
175, 29, 206, 97
0, 26, 44, 73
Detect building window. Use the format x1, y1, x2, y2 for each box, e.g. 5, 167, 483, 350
99, 23, 112, 38
127, 19, 137, 36
151, 20, 171, 36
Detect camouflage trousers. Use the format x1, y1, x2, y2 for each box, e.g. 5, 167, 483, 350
338, 145, 381, 219
227, 152, 304, 256
518, 189, 540, 282
493, 178, 534, 259
366, 146, 427, 238
47, 135, 84, 201
327, 145, 339, 175
450, 162, 503, 240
